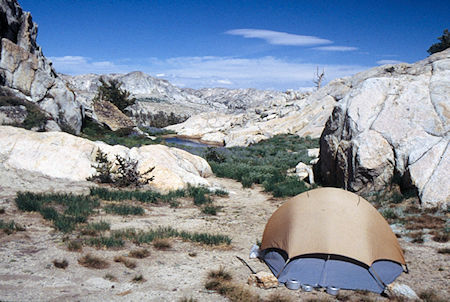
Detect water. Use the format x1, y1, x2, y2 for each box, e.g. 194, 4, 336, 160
164, 137, 211, 148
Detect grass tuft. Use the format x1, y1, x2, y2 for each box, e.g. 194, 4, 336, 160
132, 274, 146, 282
53, 259, 69, 269
104, 204, 144, 216
153, 238, 172, 250
78, 253, 109, 269
129, 248, 150, 259
114, 255, 137, 269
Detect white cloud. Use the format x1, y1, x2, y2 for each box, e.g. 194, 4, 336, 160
376, 59, 404, 65
49, 55, 369, 90
314, 46, 358, 52
225, 29, 332, 46
49, 56, 131, 75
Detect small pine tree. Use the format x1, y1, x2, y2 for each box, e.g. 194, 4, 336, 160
94, 78, 136, 112
427, 29, 450, 55
89, 149, 113, 183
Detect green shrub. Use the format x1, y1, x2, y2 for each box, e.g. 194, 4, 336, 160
94, 78, 135, 112
270, 176, 308, 197
85, 236, 125, 248
202, 205, 222, 215
428, 29, 450, 55
104, 204, 144, 216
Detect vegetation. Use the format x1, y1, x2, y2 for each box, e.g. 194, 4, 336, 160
419, 289, 447, 302
131, 274, 146, 282
114, 255, 137, 269
85, 236, 124, 249
80, 118, 161, 147
53, 259, 69, 269
15, 192, 100, 233
205, 134, 318, 197
78, 253, 109, 269
153, 238, 172, 250
129, 248, 150, 258
104, 204, 145, 216
0, 219, 25, 234
89, 187, 182, 207
201, 205, 222, 215
0, 96, 48, 130
94, 78, 135, 112
427, 29, 450, 55
89, 149, 155, 187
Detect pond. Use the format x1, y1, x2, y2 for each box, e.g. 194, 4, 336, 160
164, 137, 213, 148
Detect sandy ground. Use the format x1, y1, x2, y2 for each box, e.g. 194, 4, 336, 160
0, 169, 448, 301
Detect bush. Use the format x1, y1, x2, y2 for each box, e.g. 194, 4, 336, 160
202, 205, 222, 215
53, 259, 69, 269
129, 248, 150, 258
85, 236, 124, 248
114, 255, 137, 269
0, 219, 25, 234
89, 150, 154, 187
78, 253, 109, 269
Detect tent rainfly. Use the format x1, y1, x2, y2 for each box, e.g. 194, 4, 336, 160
259, 187, 407, 293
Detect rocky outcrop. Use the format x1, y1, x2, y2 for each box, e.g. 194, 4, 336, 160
93, 100, 135, 131
167, 80, 346, 146
0, 126, 212, 192
0, 0, 82, 133
319, 49, 450, 208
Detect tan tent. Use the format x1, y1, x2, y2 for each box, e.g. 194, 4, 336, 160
259, 187, 407, 293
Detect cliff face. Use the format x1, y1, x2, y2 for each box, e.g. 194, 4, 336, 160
319, 49, 450, 208
0, 0, 82, 133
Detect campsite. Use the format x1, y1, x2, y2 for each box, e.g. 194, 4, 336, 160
1, 0, 449, 301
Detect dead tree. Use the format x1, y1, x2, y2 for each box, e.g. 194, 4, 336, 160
313, 67, 325, 90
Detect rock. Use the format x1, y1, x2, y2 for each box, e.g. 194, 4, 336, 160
248, 271, 279, 289
93, 100, 135, 131
295, 162, 314, 184
0, 0, 82, 133
307, 148, 320, 158
386, 282, 419, 300
319, 49, 450, 208
0, 125, 212, 192
0, 104, 27, 124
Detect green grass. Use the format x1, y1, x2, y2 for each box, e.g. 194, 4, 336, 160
205, 134, 318, 197
202, 205, 222, 215
111, 226, 231, 246
15, 192, 100, 233
85, 236, 125, 248
104, 204, 145, 216
89, 187, 182, 207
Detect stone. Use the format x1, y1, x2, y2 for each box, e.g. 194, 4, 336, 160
247, 271, 279, 289
319, 49, 450, 208
295, 162, 314, 184
0, 126, 212, 192
386, 282, 419, 300
0, 0, 82, 133
307, 148, 320, 158
93, 100, 135, 131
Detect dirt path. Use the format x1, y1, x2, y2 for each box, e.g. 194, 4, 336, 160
0, 174, 448, 301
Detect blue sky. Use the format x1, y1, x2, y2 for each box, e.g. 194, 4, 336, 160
19, 0, 449, 90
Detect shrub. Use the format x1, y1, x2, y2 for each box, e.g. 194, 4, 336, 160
85, 236, 125, 248
67, 240, 83, 252
129, 248, 150, 259
114, 255, 137, 269
202, 205, 222, 215
153, 238, 172, 250
132, 274, 146, 282
78, 254, 109, 269
89, 150, 155, 187
53, 259, 69, 269
104, 204, 144, 216
381, 208, 398, 220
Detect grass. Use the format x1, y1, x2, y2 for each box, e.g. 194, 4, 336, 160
410, 231, 424, 243
80, 221, 110, 236
205, 134, 318, 197
104, 273, 118, 282
418, 289, 447, 302
85, 236, 124, 249
202, 205, 222, 215
437, 247, 450, 254
15, 192, 100, 233
0, 220, 25, 234
78, 254, 109, 269
205, 267, 260, 302
67, 240, 83, 252
129, 248, 150, 259
111, 226, 231, 246
114, 255, 137, 269
404, 215, 445, 230
153, 238, 172, 250
132, 274, 146, 282
89, 187, 182, 207
53, 259, 69, 269
104, 204, 145, 216
431, 229, 449, 243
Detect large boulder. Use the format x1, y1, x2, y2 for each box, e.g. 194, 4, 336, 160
0, 126, 212, 192
0, 0, 82, 133
319, 49, 450, 208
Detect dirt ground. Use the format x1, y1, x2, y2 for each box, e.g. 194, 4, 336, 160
0, 169, 448, 301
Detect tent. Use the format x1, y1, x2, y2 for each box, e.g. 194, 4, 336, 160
259, 187, 407, 293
